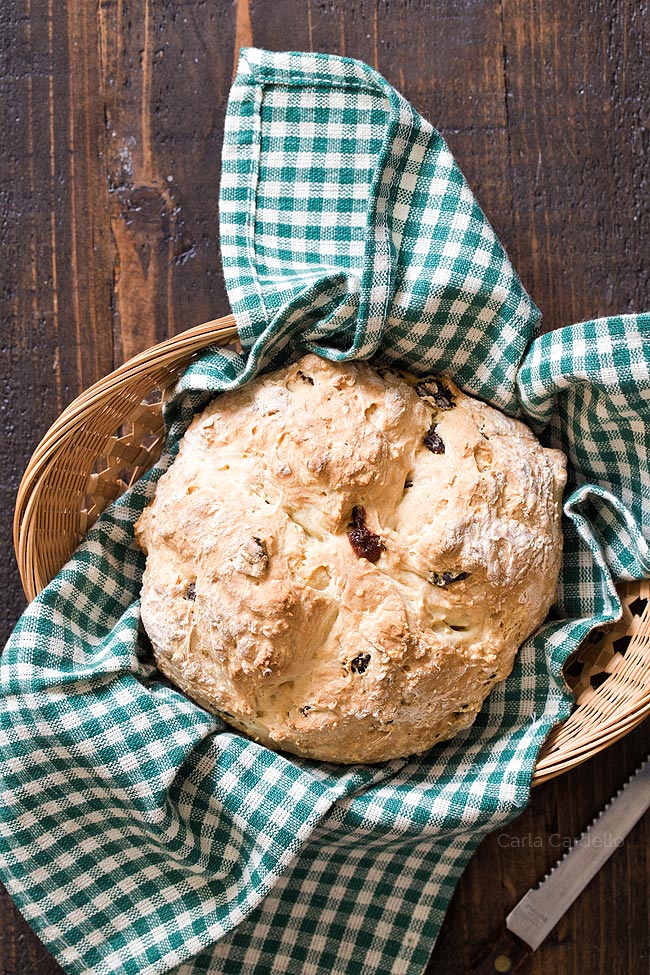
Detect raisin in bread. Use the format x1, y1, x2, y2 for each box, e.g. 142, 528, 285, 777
135, 354, 566, 764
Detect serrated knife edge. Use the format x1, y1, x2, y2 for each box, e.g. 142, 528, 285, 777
506, 753, 650, 952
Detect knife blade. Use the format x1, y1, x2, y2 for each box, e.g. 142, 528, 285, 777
465, 752, 650, 974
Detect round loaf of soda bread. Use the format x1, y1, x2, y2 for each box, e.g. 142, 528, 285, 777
135, 353, 566, 764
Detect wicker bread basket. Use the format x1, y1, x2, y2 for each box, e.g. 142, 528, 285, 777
13, 315, 650, 785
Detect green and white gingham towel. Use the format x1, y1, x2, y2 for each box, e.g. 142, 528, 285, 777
2, 47, 650, 975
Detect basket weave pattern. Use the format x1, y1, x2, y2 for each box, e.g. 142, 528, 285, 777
14, 316, 650, 785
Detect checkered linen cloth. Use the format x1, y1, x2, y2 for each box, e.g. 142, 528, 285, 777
2, 47, 649, 975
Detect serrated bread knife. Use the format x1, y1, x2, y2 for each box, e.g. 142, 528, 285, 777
465, 753, 650, 974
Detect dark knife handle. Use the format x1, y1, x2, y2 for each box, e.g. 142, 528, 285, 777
463, 928, 532, 975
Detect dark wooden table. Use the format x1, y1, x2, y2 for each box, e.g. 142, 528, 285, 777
2, 2, 650, 973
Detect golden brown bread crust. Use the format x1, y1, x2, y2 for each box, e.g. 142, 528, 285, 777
135, 354, 567, 764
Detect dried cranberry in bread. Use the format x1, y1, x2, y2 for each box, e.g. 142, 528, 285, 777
135, 354, 566, 764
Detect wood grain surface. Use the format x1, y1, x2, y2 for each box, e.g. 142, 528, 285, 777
1, 1, 649, 973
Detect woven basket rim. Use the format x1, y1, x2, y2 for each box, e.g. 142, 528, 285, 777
13, 314, 650, 785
